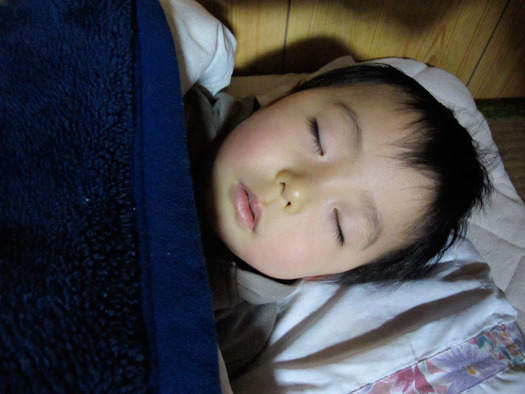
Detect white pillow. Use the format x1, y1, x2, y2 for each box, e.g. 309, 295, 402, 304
231, 239, 521, 393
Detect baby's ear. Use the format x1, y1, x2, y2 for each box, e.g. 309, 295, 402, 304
262, 79, 307, 108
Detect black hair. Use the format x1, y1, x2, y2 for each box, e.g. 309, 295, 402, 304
293, 63, 492, 285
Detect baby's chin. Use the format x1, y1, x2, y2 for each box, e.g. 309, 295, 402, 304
212, 218, 304, 280
236, 254, 303, 281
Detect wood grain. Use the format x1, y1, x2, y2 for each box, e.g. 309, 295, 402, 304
196, 0, 522, 98
468, 0, 525, 98
196, 0, 289, 74
284, 0, 506, 86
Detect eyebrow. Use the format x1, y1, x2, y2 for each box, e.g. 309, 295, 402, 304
362, 192, 383, 249
333, 101, 362, 152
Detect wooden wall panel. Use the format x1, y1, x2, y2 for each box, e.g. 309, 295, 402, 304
196, 0, 289, 75
284, 0, 506, 86
196, 0, 522, 98
468, 0, 525, 98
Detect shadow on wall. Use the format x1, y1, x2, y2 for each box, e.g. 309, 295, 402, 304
196, 0, 524, 97
196, 0, 478, 72
237, 37, 355, 76
199, 0, 468, 31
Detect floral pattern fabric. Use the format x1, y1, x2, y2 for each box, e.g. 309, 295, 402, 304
356, 323, 525, 394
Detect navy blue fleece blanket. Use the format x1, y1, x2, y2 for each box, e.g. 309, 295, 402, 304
0, 0, 218, 392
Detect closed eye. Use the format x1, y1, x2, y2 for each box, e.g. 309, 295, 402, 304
308, 118, 324, 156
332, 209, 345, 247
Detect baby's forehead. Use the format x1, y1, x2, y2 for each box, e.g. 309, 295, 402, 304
323, 83, 437, 183
293, 83, 415, 121
324, 83, 420, 124
295, 80, 437, 177
327, 82, 412, 105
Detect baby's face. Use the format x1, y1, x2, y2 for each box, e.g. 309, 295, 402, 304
207, 83, 435, 280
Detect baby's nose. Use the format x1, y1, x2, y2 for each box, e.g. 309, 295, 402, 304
276, 169, 314, 214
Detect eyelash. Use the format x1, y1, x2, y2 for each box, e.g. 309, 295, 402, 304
308, 118, 324, 156
332, 209, 345, 247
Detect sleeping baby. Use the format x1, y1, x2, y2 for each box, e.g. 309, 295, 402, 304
184, 63, 491, 377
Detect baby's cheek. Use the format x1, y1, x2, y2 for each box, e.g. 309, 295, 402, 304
245, 232, 321, 279
230, 124, 281, 159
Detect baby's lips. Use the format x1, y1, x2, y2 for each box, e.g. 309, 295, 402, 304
249, 189, 262, 230
234, 183, 255, 231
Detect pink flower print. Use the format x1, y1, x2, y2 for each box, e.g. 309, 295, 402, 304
414, 365, 434, 394
361, 364, 436, 394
